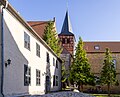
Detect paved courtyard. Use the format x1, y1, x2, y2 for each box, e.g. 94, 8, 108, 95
25, 91, 95, 97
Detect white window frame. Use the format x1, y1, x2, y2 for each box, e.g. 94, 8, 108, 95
24, 65, 31, 86
36, 69, 41, 86
36, 43, 40, 57
24, 32, 30, 50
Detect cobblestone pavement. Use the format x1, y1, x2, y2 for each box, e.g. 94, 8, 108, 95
26, 91, 95, 97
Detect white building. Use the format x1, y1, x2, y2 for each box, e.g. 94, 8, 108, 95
0, 0, 62, 97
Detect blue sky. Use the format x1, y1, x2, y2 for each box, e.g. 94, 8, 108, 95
8, 0, 120, 42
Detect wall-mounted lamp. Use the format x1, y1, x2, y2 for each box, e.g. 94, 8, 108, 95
5, 59, 11, 67
42, 72, 47, 76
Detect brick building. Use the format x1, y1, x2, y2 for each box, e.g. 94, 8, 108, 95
84, 42, 120, 93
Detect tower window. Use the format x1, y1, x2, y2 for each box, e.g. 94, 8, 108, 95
67, 39, 70, 43
62, 38, 65, 44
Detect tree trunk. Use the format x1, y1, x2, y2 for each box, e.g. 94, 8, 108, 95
78, 84, 80, 91
80, 83, 83, 92
108, 83, 110, 97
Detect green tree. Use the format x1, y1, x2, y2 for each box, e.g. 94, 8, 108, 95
70, 37, 95, 92
61, 63, 68, 89
43, 21, 62, 56
100, 48, 119, 96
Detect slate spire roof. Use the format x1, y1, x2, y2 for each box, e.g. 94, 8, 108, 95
60, 10, 74, 35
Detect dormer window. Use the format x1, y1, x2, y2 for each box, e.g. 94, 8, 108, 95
94, 45, 100, 50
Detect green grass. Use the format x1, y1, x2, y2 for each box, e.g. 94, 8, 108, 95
92, 94, 120, 97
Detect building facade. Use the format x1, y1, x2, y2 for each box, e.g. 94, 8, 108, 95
0, 0, 62, 97
28, 11, 76, 83
84, 42, 120, 93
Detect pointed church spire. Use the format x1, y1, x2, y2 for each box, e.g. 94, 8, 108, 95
60, 10, 74, 35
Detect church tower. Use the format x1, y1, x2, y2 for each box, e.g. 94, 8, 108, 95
58, 11, 75, 55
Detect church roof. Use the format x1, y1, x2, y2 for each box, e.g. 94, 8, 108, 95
59, 11, 74, 36
84, 42, 120, 53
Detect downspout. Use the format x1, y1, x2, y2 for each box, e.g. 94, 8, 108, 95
1, 1, 8, 97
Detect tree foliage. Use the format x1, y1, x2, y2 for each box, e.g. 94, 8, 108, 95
100, 48, 119, 96
70, 37, 95, 92
61, 63, 68, 83
43, 21, 62, 56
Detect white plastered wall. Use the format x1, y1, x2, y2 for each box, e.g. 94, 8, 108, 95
3, 8, 61, 96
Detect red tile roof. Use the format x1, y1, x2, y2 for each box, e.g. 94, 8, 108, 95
27, 21, 48, 38
84, 42, 120, 53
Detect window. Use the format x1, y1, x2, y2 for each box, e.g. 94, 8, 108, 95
53, 75, 55, 86
65, 39, 67, 44
56, 76, 58, 86
94, 45, 100, 50
95, 76, 100, 85
67, 38, 70, 43
62, 38, 65, 44
56, 60, 58, 68
46, 52, 50, 63
53, 58, 55, 66
24, 32, 30, 50
36, 43, 40, 57
36, 69, 41, 86
24, 65, 31, 86
112, 59, 117, 69
53, 75, 58, 86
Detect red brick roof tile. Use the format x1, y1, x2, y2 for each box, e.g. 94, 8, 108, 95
84, 42, 120, 53
27, 21, 48, 38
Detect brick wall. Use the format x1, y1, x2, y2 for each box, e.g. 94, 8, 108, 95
85, 52, 120, 93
